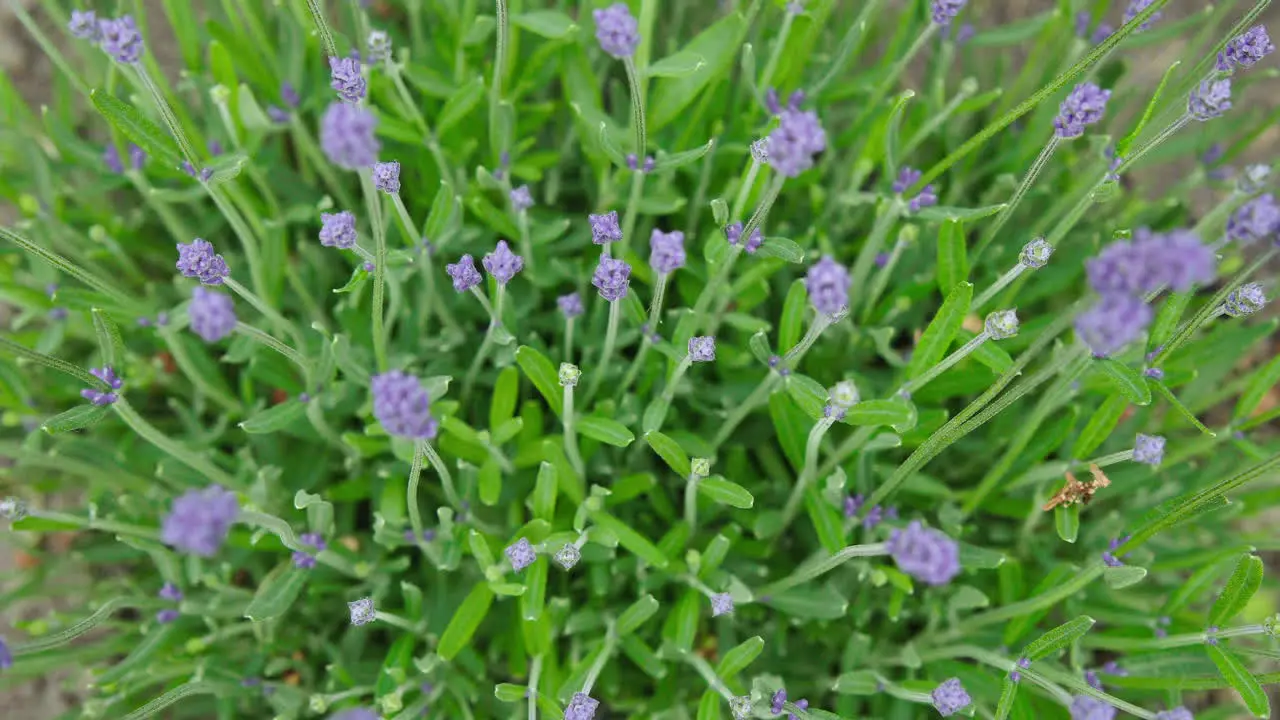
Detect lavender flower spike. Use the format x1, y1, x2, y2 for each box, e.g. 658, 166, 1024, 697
189, 287, 237, 343
320, 102, 380, 170
893, 167, 922, 194
767, 108, 826, 178
931, 0, 967, 26
1226, 194, 1280, 245
348, 597, 376, 626
1154, 708, 1194, 720
558, 292, 585, 319
725, 222, 763, 254
371, 371, 439, 439
565, 692, 600, 720
1133, 433, 1165, 466
593, 3, 640, 59
176, 239, 230, 285
931, 678, 971, 717
589, 211, 623, 245
99, 16, 144, 64
710, 592, 734, 616
592, 257, 632, 302
510, 185, 534, 212
81, 366, 124, 406
319, 211, 358, 249
161, 485, 240, 557
804, 255, 851, 317
688, 336, 716, 363
1069, 695, 1117, 720
329, 56, 367, 103
1075, 294, 1153, 358
159, 583, 183, 602
649, 229, 687, 274
1054, 83, 1112, 139
372, 161, 400, 194
887, 521, 961, 585
482, 240, 524, 285
1219, 26, 1274, 72
505, 537, 536, 572
68, 10, 101, 41
1225, 283, 1267, 317
104, 144, 124, 174
1123, 0, 1162, 31
446, 255, 483, 292
1188, 79, 1232, 121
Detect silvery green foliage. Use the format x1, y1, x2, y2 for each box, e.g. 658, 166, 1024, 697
1, 2, 1278, 719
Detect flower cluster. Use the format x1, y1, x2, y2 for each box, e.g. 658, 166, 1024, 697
162, 486, 240, 557
725, 222, 764, 254
371, 371, 439, 439
887, 521, 960, 585
82, 366, 123, 406
1054, 83, 1112, 139
893, 167, 937, 213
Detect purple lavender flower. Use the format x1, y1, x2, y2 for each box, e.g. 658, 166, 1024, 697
81, 365, 123, 406
565, 692, 600, 720
1091, 23, 1115, 44
482, 240, 524, 285
1011, 657, 1031, 682
771, 689, 787, 714
0, 637, 12, 670
725, 222, 764, 254
320, 102, 380, 170
1188, 79, 1232, 121
909, 185, 938, 213
1146, 230, 1215, 291
1102, 536, 1125, 567
129, 144, 146, 170
804, 255, 851, 317
1074, 11, 1092, 38
558, 292, 584, 319
99, 16, 144, 64
1085, 670, 1103, 690
764, 88, 784, 116
1133, 433, 1165, 466
592, 257, 632, 302
1054, 83, 1112, 139
1123, 0, 1162, 31
710, 592, 734, 616
446, 255, 482, 292
843, 494, 865, 519
510, 185, 534, 212
104, 144, 124, 174
1219, 26, 1274, 71
505, 537, 536, 572
267, 105, 290, 124
688, 336, 716, 362
1070, 695, 1117, 720
931, 0, 966, 26
767, 109, 826, 178
281, 82, 300, 108
371, 371, 438, 439
1101, 662, 1127, 677
293, 532, 327, 569
1226, 194, 1280, 244
1075, 294, 1152, 357
366, 30, 392, 66
893, 167, 937, 212
589, 211, 623, 245
189, 287, 237, 343
329, 56, 367, 103
69, 10, 101, 41
893, 167, 921, 194
373, 161, 400, 194
954, 23, 975, 45
161, 485, 239, 557
1142, 366, 1164, 380
593, 3, 640, 58
650, 229, 686, 274
348, 597, 376, 626
330, 708, 378, 720
156, 609, 180, 624
207, 140, 224, 157
362, 261, 375, 273
931, 678, 970, 717
176, 238, 231, 285
1225, 283, 1267, 317
319, 211, 358, 249
159, 583, 183, 602
1154, 708, 1193, 720
887, 521, 961, 585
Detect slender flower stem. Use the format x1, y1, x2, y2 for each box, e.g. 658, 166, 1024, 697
580, 620, 618, 695
711, 372, 781, 449
860, 225, 916, 324
565, 317, 576, 363
374, 610, 422, 632
233, 323, 308, 374
134, 65, 197, 169
223, 277, 305, 349
684, 470, 701, 533
783, 313, 835, 368
757, 541, 889, 596
469, 285, 496, 319
705, 175, 786, 332
647, 273, 669, 328
585, 300, 623, 403
1085, 624, 1266, 651
27, 510, 159, 540
1083, 449, 1134, 469
113, 397, 239, 488
490, 0, 510, 163
662, 356, 694, 403
563, 384, 585, 476
853, 24, 938, 137
615, 339, 651, 402
528, 654, 542, 720
389, 193, 455, 333
849, 198, 904, 313
780, 416, 837, 533
816, 425, 878, 479
899, 332, 991, 396
237, 509, 361, 576
360, 170, 390, 372
620, 170, 646, 258
976, 135, 1061, 258
1116, 114, 1192, 175
423, 441, 462, 510
407, 440, 428, 552
757, 9, 795, 93
730, 155, 762, 222
517, 210, 534, 273
973, 264, 1027, 313
687, 653, 735, 700
462, 334, 497, 404
304, 0, 339, 57
622, 58, 647, 160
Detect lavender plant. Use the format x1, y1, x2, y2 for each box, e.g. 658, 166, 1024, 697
1, 1, 1279, 719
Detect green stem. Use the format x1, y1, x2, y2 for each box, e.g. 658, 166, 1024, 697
580, 620, 618, 695
26, 510, 159, 540
205, 185, 270, 303
975, 135, 1061, 258
620, 170, 646, 258
622, 57, 647, 160
758, 541, 889, 596
113, 398, 238, 488
407, 440, 428, 551
849, 198, 904, 313
782, 313, 835, 368
687, 654, 735, 700
899, 332, 990, 396
585, 300, 623, 403
730, 155, 762, 222
615, 339, 651, 402
304, 0, 339, 57
374, 610, 422, 632
1085, 449, 1133, 469
647, 273, 669, 329
518, 210, 534, 273
711, 372, 781, 449
528, 654, 542, 720
563, 383, 585, 476
233, 323, 308, 375
973, 264, 1027, 313
423, 442, 462, 510
490, 0, 510, 162
565, 317, 576, 364
360, 171, 390, 372
757, 10, 795, 93
815, 425, 878, 479
223, 277, 305, 349
684, 471, 699, 534
779, 416, 836, 533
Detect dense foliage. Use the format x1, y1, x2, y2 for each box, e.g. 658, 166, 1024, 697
1, 1, 1279, 719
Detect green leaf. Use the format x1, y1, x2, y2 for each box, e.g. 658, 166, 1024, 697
495, 683, 528, 702
914, 204, 1006, 222
238, 400, 307, 434
651, 139, 716, 173
1103, 566, 1147, 589
438, 582, 494, 661
1094, 359, 1151, 406
756, 237, 805, 263
589, 510, 670, 569
244, 562, 308, 621
664, 590, 701, 655
436, 75, 485, 136
644, 431, 691, 478
1073, 394, 1129, 459
478, 459, 502, 506
617, 594, 660, 634
1149, 381, 1214, 436
967, 330, 1013, 373
844, 398, 915, 432
778, 279, 808, 352
1020, 615, 1095, 661
715, 636, 763, 678
994, 676, 1019, 720
1209, 554, 1263, 627
970, 10, 1053, 46
511, 10, 578, 39
515, 345, 564, 418
696, 476, 754, 509
646, 50, 707, 78
91, 309, 124, 367
1116, 60, 1181, 157
1235, 352, 1280, 421
649, 13, 744, 129
90, 90, 183, 167
333, 264, 370, 294
531, 462, 558, 522
936, 220, 968, 294
489, 366, 519, 430
1054, 504, 1079, 544
833, 670, 880, 695
805, 486, 844, 555
576, 416, 635, 447
41, 405, 109, 434
1205, 645, 1270, 718
907, 282, 972, 379
765, 585, 848, 619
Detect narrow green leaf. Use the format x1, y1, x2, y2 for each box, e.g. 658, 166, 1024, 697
936, 220, 968, 293
41, 405, 109, 434
531, 462, 558, 521
1205, 645, 1270, 718
715, 636, 763, 678
644, 431, 691, 478
511, 10, 578, 39
756, 237, 805, 263
589, 510, 670, 569
665, 590, 701, 655
1115, 60, 1181, 157
617, 594, 660, 634
833, 670, 880, 695
651, 138, 716, 173
804, 486, 844, 555
91, 309, 124, 367
1150, 381, 1215, 436
619, 635, 667, 679
1021, 615, 1096, 661
1094, 359, 1152, 405
994, 676, 1019, 720
520, 557, 547, 621
778, 279, 808, 352
515, 345, 564, 418
1054, 504, 1079, 544
844, 398, 915, 431
478, 459, 502, 506
438, 582, 494, 661
1208, 554, 1263, 627
696, 476, 754, 509
90, 90, 183, 167
244, 562, 308, 621
495, 683, 528, 702
765, 585, 848, 619
907, 282, 972, 379
576, 416, 635, 447
1103, 566, 1147, 589
1234, 353, 1280, 422
436, 75, 485, 135
649, 13, 745, 129
1073, 394, 1129, 459
238, 400, 307, 434
914, 204, 1006, 222
646, 50, 707, 78
490, 366, 519, 430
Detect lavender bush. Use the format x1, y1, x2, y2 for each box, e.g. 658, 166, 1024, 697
1, 1, 1279, 719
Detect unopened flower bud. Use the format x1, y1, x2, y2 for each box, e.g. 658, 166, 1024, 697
1020, 237, 1053, 268
830, 380, 860, 408
559, 363, 582, 388
985, 309, 1019, 340
691, 458, 711, 479
554, 543, 581, 571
